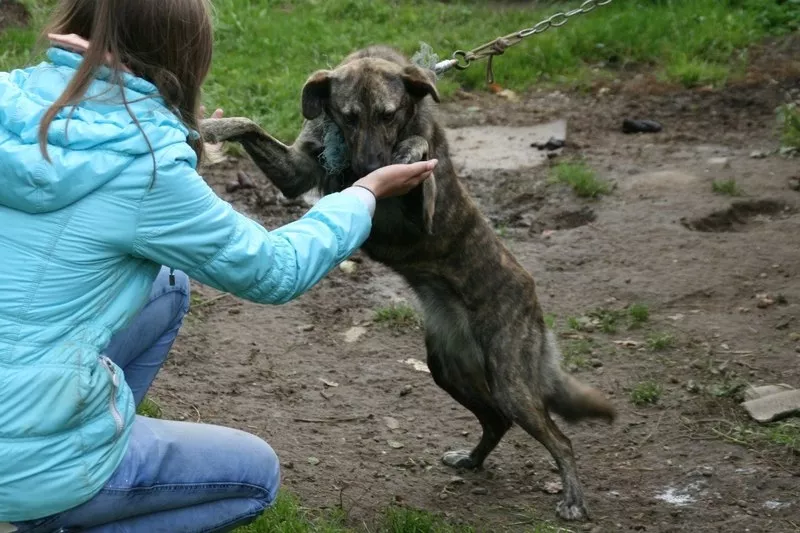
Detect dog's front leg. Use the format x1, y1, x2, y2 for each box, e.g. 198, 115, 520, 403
201, 117, 325, 199
392, 136, 429, 165
392, 136, 437, 235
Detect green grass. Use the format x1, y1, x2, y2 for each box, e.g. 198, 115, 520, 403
549, 161, 611, 199
627, 303, 650, 328
236, 492, 349, 533
374, 303, 420, 328
663, 55, 732, 88
630, 381, 663, 406
562, 339, 593, 372
544, 313, 557, 330
568, 307, 649, 334
646, 333, 675, 352
712, 178, 743, 196
2, 1, 799, 141
779, 103, 800, 151
723, 421, 800, 456
136, 397, 163, 418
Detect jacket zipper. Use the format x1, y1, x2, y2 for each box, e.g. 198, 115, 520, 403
99, 356, 124, 438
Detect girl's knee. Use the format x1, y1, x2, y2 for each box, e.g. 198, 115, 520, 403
241, 435, 281, 509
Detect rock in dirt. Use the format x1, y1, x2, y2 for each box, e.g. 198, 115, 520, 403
387, 440, 404, 449
750, 150, 769, 159
471, 487, 489, 496
622, 118, 663, 134
742, 389, 800, 423
400, 384, 413, 396
343, 326, 367, 343
707, 157, 730, 167
307, 456, 321, 466
384, 416, 400, 430
532, 137, 566, 151
339, 260, 358, 275
789, 177, 800, 191
543, 480, 563, 494
744, 384, 795, 401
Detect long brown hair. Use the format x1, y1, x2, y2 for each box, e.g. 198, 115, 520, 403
38, 0, 214, 166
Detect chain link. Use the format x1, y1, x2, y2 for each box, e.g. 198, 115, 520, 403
434, 0, 613, 83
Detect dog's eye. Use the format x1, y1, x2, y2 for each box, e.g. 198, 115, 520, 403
382, 109, 397, 121
343, 112, 359, 125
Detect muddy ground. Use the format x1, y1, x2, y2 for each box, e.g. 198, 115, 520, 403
154, 48, 800, 532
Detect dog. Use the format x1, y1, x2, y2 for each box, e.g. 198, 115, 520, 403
201, 45, 616, 521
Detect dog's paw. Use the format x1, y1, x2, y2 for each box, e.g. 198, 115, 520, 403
442, 450, 478, 469
556, 500, 589, 521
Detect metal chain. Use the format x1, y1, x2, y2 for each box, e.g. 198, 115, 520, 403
433, 0, 613, 83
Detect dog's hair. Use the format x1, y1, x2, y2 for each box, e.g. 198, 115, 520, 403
201, 45, 616, 521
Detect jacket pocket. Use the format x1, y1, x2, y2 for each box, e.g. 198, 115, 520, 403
98, 356, 124, 439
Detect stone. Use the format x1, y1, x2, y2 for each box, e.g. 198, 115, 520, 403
743, 384, 794, 401
471, 487, 489, 495
742, 389, 800, 423
708, 157, 730, 167
339, 260, 358, 275
343, 326, 367, 343
622, 118, 663, 134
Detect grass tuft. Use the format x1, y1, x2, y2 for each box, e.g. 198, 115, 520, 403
712, 178, 743, 196
562, 339, 593, 372
646, 333, 675, 352
627, 303, 650, 328
778, 103, 800, 152
382, 507, 475, 533
374, 303, 420, 329
235, 492, 348, 533
136, 397, 163, 419
549, 161, 611, 199
722, 421, 800, 456
630, 381, 663, 406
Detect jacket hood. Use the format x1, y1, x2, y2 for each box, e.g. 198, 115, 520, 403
0, 47, 198, 214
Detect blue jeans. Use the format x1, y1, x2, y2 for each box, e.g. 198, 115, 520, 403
13, 267, 280, 533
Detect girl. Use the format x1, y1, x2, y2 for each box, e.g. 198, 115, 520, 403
0, 0, 436, 531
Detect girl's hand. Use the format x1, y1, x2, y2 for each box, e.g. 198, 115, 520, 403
353, 159, 438, 200
199, 106, 224, 121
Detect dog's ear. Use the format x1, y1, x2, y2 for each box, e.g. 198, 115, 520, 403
301, 70, 332, 120
422, 173, 437, 235
402, 66, 440, 103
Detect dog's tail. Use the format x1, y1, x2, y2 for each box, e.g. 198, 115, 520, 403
544, 331, 616, 424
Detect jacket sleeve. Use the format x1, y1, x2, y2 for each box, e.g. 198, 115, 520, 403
131, 147, 372, 305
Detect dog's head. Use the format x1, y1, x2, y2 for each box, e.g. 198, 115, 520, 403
300, 57, 440, 179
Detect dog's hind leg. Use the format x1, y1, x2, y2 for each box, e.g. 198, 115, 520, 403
440, 405, 511, 470
509, 400, 589, 521
425, 338, 511, 470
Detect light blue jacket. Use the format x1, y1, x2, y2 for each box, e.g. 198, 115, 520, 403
0, 48, 372, 522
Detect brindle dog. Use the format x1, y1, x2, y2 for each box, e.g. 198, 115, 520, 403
201, 45, 616, 521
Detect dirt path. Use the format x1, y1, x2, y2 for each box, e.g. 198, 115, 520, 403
151, 70, 800, 532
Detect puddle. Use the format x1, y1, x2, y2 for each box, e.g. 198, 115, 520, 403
445, 120, 567, 174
